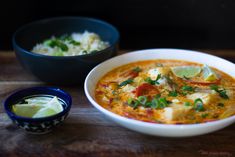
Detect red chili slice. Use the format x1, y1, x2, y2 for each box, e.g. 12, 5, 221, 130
128, 71, 139, 78
185, 78, 221, 86
120, 70, 139, 78
134, 83, 159, 97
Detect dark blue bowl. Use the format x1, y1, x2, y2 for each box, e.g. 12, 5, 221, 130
4, 87, 72, 134
13, 17, 119, 85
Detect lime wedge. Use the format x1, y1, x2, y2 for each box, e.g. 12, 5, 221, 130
203, 64, 218, 81
12, 96, 63, 118
46, 96, 64, 113
32, 96, 63, 118
13, 104, 44, 118
33, 107, 57, 118
171, 66, 201, 78
25, 97, 52, 105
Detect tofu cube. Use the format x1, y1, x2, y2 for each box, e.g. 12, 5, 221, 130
187, 93, 219, 105
148, 67, 170, 80
122, 84, 135, 93
147, 67, 172, 90
161, 104, 192, 122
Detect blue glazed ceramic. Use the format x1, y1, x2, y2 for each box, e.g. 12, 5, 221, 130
13, 16, 119, 85
4, 87, 72, 134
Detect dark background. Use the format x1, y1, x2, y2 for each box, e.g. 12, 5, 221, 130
1, 0, 235, 50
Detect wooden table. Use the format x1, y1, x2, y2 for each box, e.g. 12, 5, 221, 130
0, 50, 235, 157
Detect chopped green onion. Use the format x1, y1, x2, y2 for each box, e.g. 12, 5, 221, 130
59, 34, 81, 45
168, 90, 178, 97
181, 91, 188, 96
182, 85, 195, 92
145, 102, 152, 107
210, 85, 229, 99
194, 98, 204, 112
126, 95, 169, 109
46, 39, 68, 51
119, 79, 133, 87
127, 98, 134, 105
184, 102, 191, 106
145, 74, 161, 85
201, 113, 209, 118
151, 97, 168, 109
133, 67, 142, 72
83, 50, 88, 54
155, 94, 161, 99
127, 98, 139, 109
137, 96, 147, 105
69, 40, 81, 45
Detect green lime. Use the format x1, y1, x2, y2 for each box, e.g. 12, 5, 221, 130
33, 97, 63, 118
171, 66, 201, 78
13, 104, 44, 118
203, 64, 218, 81
46, 96, 64, 113
12, 96, 63, 118
33, 107, 57, 118
25, 97, 52, 105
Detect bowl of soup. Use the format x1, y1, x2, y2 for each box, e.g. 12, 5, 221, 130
84, 49, 235, 137
13, 16, 119, 85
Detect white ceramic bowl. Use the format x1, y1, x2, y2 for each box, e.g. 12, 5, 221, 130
84, 49, 235, 137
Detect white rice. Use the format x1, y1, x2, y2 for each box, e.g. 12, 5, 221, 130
32, 31, 109, 56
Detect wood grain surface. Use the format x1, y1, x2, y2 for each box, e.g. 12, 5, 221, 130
0, 50, 235, 157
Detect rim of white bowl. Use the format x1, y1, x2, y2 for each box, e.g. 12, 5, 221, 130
84, 48, 235, 130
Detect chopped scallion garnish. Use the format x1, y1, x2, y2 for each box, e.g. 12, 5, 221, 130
194, 98, 204, 112
145, 74, 161, 85
119, 78, 133, 87
210, 85, 229, 99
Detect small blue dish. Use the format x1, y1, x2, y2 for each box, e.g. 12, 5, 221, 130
12, 16, 119, 85
4, 87, 72, 134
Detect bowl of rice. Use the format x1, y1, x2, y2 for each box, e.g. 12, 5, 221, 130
12, 16, 119, 85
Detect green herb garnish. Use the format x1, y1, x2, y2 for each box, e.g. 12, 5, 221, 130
119, 78, 133, 87
69, 40, 81, 45
151, 97, 169, 109
154, 94, 161, 100
201, 113, 209, 118
210, 85, 229, 99
137, 96, 147, 105
194, 98, 204, 112
168, 90, 178, 97
127, 98, 139, 109
83, 50, 88, 54
145, 74, 161, 85
133, 67, 142, 72
60, 34, 81, 45
126, 95, 169, 109
112, 90, 118, 95
184, 102, 191, 106
46, 39, 68, 51
182, 85, 195, 92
